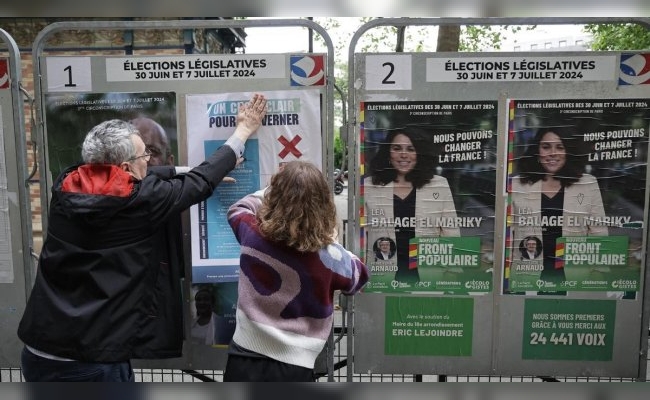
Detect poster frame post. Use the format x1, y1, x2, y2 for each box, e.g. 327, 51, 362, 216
0, 27, 33, 367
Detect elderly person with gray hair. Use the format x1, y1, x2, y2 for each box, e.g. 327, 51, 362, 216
18, 93, 268, 382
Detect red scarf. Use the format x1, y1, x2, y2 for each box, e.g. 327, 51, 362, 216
61, 164, 134, 197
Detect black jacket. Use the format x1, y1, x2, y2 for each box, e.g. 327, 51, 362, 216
17, 145, 236, 362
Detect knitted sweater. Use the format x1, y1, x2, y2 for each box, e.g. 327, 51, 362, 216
227, 193, 369, 369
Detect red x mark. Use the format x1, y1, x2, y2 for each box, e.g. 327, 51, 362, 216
278, 135, 303, 159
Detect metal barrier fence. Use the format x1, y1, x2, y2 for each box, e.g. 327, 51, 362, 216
1, 305, 646, 382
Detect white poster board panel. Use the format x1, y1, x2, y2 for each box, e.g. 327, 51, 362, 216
186, 89, 323, 283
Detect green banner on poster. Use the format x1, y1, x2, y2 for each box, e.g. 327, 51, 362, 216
385, 296, 473, 356
559, 236, 639, 291
365, 235, 492, 294
413, 236, 490, 293
522, 298, 616, 360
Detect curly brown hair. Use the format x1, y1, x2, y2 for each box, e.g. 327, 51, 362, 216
257, 161, 337, 252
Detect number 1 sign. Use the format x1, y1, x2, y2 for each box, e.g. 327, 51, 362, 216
45, 57, 92, 92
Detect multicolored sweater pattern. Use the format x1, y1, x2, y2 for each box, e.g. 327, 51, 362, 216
227, 193, 369, 368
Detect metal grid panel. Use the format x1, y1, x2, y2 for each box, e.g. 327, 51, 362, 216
3, 321, 644, 381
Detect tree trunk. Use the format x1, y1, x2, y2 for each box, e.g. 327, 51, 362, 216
436, 25, 460, 51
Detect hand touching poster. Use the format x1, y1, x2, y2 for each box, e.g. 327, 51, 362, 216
186, 89, 322, 283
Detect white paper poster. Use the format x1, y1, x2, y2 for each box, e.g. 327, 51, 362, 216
186, 89, 322, 282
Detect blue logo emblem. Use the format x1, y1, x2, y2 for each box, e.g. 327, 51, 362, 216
290, 55, 325, 86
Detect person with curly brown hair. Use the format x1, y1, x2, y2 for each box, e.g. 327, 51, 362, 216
224, 161, 369, 382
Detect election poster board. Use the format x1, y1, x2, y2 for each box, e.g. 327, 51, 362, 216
352, 47, 650, 378
185, 89, 323, 283
0, 40, 32, 367
35, 26, 332, 369
500, 98, 650, 373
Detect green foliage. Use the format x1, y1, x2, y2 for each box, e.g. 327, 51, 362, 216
334, 130, 345, 169
584, 23, 650, 50
460, 25, 500, 51
459, 25, 534, 52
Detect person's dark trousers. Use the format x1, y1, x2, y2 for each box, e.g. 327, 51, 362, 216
21, 346, 134, 382
224, 354, 315, 382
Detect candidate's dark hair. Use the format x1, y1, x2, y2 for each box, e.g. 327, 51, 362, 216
517, 125, 587, 187
368, 126, 438, 189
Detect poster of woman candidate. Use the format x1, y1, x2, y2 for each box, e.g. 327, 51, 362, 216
361, 100, 497, 294
505, 98, 650, 295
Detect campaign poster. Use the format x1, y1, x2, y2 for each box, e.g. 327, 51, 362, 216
44, 92, 178, 180
505, 99, 650, 295
384, 296, 474, 356
522, 298, 616, 361
186, 89, 322, 283
361, 100, 498, 294
189, 282, 237, 348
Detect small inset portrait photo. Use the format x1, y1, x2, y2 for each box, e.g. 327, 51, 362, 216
519, 235, 542, 260
373, 237, 396, 261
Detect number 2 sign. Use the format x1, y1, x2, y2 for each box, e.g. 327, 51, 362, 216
364, 55, 412, 91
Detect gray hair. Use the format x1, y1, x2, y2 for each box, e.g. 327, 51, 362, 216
81, 119, 139, 164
